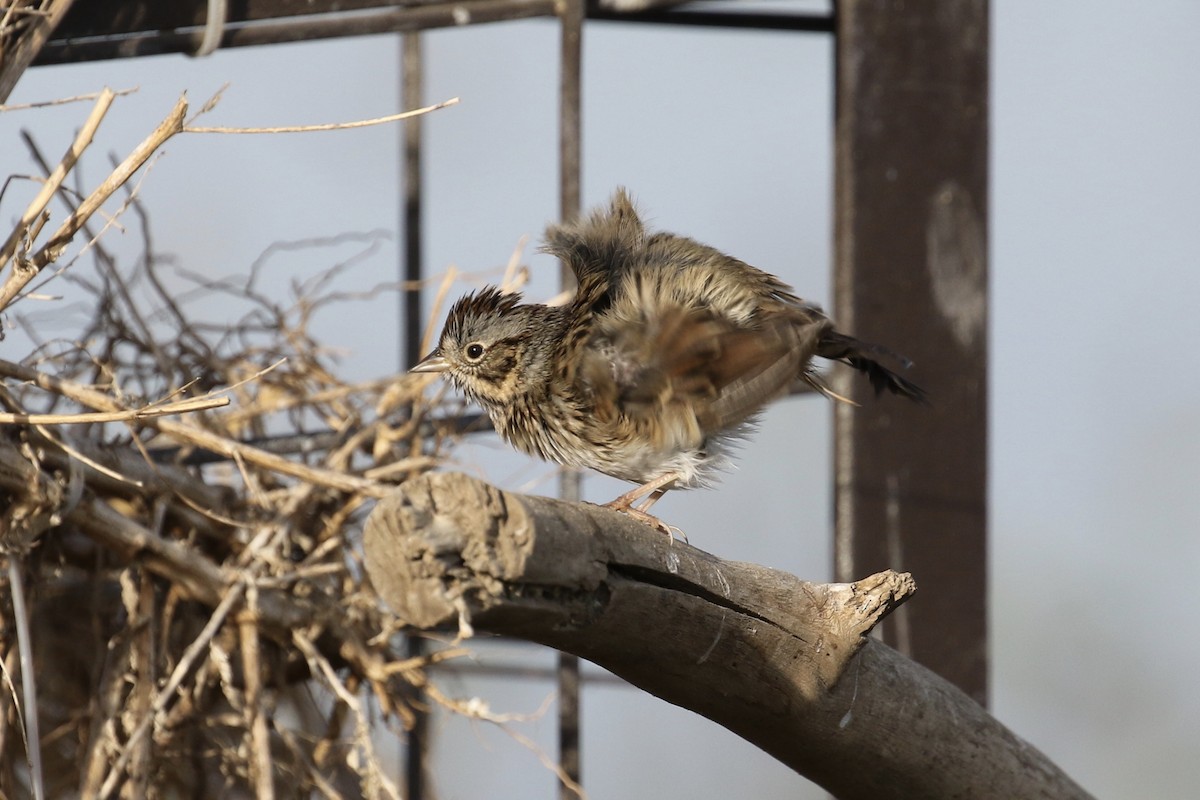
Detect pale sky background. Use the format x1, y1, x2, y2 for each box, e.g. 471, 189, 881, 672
3, 1, 1198, 798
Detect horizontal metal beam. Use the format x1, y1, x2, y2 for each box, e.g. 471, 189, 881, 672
32, 0, 832, 66
35, 0, 559, 65
49, 0, 400, 40
585, 6, 833, 33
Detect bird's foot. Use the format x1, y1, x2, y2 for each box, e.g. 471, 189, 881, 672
603, 474, 685, 540
602, 499, 687, 542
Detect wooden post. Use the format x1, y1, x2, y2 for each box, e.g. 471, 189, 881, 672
833, 0, 990, 704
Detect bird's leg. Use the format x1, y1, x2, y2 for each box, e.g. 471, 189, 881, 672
634, 489, 667, 513
604, 474, 682, 538
605, 473, 678, 512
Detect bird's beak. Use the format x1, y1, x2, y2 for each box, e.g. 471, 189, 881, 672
410, 350, 449, 374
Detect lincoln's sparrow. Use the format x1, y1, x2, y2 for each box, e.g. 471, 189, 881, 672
413, 189, 924, 532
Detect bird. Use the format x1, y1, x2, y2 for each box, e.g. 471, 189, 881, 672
412, 188, 924, 533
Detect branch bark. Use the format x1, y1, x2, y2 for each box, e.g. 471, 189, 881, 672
363, 472, 1094, 800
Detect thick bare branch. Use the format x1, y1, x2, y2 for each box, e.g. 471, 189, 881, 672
364, 472, 1094, 800
0, 94, 187, 311
0, 86, 112, 272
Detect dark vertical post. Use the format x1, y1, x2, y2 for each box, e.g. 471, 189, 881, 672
400, 30, 429, 800
402, 32, 425, 369
557, 0, 584, 796
833, 1, 989, 705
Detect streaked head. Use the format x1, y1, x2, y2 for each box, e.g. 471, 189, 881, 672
411, 287, 537, 405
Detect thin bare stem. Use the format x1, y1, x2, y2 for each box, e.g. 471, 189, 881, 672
184, 97, 459, 134
97, 581, 247, 800
294, 632, 402, 800
5, 557, 44, 800
0, 86, 138, 112
239, 587, 274, 800
0, 394, 229, 424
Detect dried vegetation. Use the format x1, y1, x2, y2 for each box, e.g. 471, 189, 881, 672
0, 88, 478, 798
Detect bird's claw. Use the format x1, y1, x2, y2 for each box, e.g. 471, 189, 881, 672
603, 502, 687, 542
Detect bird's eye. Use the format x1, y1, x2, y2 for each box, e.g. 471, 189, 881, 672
464, 343, 486, 361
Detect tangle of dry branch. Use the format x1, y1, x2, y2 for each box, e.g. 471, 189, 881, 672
0, 91, 483, 798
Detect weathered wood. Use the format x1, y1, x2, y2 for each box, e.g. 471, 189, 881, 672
364, 473, 1092, 800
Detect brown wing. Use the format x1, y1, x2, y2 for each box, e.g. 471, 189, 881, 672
543, 188, 924, 416
579, 305, 826, 433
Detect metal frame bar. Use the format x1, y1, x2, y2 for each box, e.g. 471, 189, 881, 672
400, 29, 430, 799
556, 1, 585, 794
585, 7, 833, 32
403, 33, 425, 371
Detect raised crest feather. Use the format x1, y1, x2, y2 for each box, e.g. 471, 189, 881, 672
540, 187, 647, 292
444, 287, 522, 340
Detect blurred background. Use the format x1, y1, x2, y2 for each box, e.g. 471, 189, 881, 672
2, 0, 1197, 797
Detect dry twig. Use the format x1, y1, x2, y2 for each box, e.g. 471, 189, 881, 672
184, 96, 460, 134
0, 394, 229, 424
